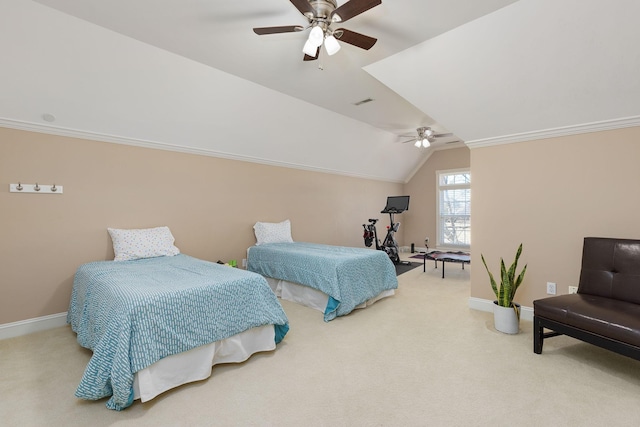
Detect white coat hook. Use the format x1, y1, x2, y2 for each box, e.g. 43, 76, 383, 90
16, 182, 23, 191
34, 183, 40, 191
51, 184, 57, 192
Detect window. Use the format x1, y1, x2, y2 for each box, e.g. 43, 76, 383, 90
437, 169, 471, 248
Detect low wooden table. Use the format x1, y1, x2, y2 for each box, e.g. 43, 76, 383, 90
423, 251, 470, 278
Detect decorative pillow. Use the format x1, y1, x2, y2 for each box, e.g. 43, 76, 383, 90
107, 226, 180, 261
253, 219, 294, 245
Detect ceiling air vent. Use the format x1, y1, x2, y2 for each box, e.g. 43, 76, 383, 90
353, 98, 374, 106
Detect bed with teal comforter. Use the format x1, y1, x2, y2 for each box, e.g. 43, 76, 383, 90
68, 254, 289, 410
247, 242, 398, 321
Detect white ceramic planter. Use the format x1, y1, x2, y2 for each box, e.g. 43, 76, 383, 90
493, 302, 521, 334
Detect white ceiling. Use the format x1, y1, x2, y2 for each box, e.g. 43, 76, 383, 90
366, 0, 640, 144
31, 0, 517, 134
2, 0, 639, 182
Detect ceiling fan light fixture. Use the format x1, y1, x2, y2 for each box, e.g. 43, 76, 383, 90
413, 138, 431, 148
253, 0, 381, 62
324, 35, 341, 56
308, 25, 324, 47
303, 39, 317, 56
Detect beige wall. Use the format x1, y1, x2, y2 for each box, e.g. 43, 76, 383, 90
404, 147, 471, 250
470, 126, 640, 307
0, 127, 404, 324
7, 124, 635, 325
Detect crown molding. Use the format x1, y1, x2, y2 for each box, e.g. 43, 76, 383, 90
402, 142, 465, 183
404, 150, 435, 183
0, 118, 404, 184
466, 116, 640, 149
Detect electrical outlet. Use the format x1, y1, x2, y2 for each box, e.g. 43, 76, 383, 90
568, 286, 578, 294
242, 258, 247, 268
546, 282, 556, 295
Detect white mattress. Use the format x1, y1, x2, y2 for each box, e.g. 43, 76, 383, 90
132, 324, 275, 402
265, 277, 394, 313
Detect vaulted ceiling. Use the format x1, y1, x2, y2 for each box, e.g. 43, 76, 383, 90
1, 1, 639, 182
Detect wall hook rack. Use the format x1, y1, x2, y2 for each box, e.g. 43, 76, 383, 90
9, 183, 63, 194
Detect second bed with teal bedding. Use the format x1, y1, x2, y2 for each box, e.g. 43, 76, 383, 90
247, 242, 398, 321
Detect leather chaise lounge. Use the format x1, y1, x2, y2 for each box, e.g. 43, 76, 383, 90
533, 237, 640, 361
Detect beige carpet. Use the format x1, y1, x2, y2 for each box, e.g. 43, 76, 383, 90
2, 257, 640, 426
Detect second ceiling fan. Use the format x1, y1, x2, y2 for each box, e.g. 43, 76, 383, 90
253, 0, 381, 61
400, 127, 454, 148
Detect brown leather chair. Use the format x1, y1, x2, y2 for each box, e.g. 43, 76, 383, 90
533, 237, 640, 361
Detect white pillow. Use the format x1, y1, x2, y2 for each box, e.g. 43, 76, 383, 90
253, 220, 294, 245
107, 226, 180, 261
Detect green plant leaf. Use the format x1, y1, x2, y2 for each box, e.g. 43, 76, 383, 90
481, 253, 499, 300
482, 244, 527, 308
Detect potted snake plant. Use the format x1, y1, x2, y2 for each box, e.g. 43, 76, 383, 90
481, 243, 527, 334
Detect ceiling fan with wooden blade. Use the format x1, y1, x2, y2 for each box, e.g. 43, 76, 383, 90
400, 127, 456, 148
252, 0, 381, 61
333, 28, 377, 50
331, 0, 381, 22
253, 25, 304, 35
303, 46, 321, 61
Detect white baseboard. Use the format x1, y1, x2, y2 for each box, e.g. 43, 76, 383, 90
0, 312, 68, 341
468, 297, 533, 322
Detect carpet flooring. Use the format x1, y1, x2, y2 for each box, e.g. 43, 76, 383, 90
3, 254, 640, 426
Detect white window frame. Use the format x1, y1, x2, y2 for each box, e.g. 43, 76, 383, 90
436, 168, 471, 250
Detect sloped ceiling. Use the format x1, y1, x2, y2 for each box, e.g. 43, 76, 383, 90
1, 1, 639, 182
366, 0, 640, 146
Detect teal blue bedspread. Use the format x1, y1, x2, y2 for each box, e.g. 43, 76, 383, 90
67, 254, 289, 410
247, 242, 398, 321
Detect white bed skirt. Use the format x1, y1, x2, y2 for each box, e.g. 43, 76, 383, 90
264, 277, 394, 313
133, 324, 275, 402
